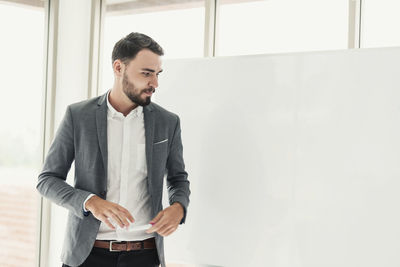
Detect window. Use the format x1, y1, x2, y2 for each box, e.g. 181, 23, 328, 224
216, 0, 349, 56
0, 1, 45, 266
360, 0, 400, 48
100, 0, 205, 94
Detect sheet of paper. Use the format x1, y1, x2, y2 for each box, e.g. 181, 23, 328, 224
107, 218, 152, 232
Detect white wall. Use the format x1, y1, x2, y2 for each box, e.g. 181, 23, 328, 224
156, 47, 400, 267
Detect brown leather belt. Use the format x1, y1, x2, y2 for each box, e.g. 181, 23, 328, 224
94, 237, 156, 252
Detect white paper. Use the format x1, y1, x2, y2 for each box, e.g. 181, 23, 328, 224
107, 218, 152, 232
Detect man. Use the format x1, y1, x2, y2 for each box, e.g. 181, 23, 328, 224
36, 32, 190, 267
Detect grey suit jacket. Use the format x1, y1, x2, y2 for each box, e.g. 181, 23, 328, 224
36, 92, 190, 267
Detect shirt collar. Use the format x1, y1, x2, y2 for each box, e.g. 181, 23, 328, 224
106, 89, 143, 119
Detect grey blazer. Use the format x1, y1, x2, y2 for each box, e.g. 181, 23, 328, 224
36, 92, 190, 267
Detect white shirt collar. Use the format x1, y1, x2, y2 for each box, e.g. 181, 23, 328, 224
106, 89, 143, 119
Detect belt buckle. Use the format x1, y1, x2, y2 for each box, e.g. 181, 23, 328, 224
109, 240, 122, 252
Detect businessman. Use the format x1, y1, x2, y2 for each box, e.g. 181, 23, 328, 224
36, 32, 190, 267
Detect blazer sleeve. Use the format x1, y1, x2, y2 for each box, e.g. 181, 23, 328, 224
166, 115, 191, 224
36, 105, 92, 219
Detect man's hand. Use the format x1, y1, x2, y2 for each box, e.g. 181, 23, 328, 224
85, 195, 135, 230
146, 202, 184, 236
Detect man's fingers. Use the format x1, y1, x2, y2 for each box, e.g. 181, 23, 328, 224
119, 216, 130, 227
91, 201, 135, 229
156, 223, 178, 236
106, 208, 136, 228
119, 207, 135, 223
162, 226, 177, 236
128, 213, 135, 223
157, 223, 174, 235
147, 216, 168, 234
150, 211, 163, 224
116, 210, 132, 227
146, 212, 164, 233
107, 211, 125, 228
99, 215, 115, 230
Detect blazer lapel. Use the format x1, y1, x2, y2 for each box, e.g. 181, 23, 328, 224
144, 104, 155, 188
96, 93, 108, 178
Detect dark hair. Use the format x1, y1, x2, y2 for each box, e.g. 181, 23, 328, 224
111, 32, 164, 66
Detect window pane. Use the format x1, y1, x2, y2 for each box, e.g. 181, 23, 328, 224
361, 0, 400, 48
0, 2, 45, 266
217, 0, 348, 56
101, 0, 205, 94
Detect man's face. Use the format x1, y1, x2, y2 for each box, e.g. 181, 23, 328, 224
121, 49, 163, 106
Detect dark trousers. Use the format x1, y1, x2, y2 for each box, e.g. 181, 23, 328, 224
62, 246, 160, 267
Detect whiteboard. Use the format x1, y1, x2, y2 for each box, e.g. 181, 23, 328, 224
155, 47, 400, 267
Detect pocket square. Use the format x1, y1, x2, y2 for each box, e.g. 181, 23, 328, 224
154, 139, 168, 145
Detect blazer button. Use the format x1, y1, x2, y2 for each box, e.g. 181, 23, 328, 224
100, 191, 106, 196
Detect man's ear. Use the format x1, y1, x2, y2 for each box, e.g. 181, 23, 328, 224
113, 59, 124, 77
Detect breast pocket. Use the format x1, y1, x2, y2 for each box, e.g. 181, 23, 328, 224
136, 143, 147, 173
153, 139, 168, 166
153, 138, 168, 145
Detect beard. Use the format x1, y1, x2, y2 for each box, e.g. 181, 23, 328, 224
122, 71, 155, 106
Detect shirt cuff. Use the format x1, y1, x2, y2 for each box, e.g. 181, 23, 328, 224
83, 193, 96, 213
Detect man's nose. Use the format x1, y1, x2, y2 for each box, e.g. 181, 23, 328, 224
149, 76, 158, 88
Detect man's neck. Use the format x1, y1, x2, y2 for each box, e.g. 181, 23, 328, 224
108, 88, 138, 117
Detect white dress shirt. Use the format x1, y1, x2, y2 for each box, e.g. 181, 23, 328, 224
84, 89, 155, 241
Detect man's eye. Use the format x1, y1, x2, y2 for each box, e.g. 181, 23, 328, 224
143, 72, 150, 76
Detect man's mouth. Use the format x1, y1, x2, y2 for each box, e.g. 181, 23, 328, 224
143, 88, 154, 96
